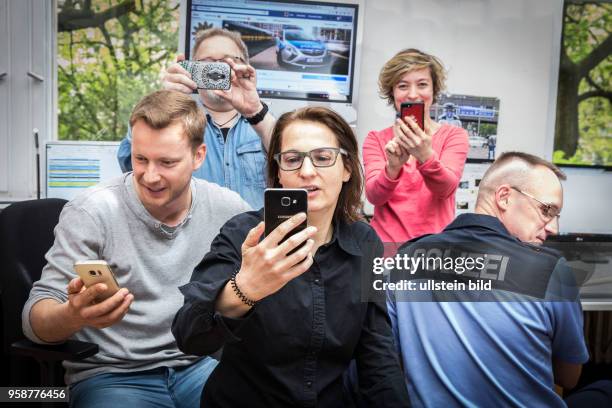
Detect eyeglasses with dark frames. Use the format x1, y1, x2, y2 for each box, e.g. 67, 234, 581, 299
510, 186, 561, 220
274, 147, 348, 171
196, 55, 245, 64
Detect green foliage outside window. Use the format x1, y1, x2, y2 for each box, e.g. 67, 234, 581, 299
554, 1, 611, 167
57, 0, 179, 141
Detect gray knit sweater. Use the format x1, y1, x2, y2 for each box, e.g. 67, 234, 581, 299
22, 173, 250, 384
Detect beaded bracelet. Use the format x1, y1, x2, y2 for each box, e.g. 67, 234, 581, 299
230, 270, 257, 307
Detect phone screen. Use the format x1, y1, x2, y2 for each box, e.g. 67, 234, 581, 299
399, 102, 425, 130
264, 189, 308, 251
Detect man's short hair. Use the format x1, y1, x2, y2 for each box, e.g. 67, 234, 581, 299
192, 28, 249, 64
476, 151, 566, 202
129, 90, 206, 151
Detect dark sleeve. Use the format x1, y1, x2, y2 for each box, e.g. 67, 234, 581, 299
171, 212, 258, 356
354, 232, 411, 407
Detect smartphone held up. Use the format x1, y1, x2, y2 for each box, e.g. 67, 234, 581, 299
179, 60, 231, 90
264, 189, 308, 254
399, 101, 425, 130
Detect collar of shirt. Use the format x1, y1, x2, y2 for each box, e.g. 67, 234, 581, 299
123, 172, 196, 239
443, 213, 559, 256
204, 112, 246, 129
328, 216, 362, 256
444, 213, 512, 237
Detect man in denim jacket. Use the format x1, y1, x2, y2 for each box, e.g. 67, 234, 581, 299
118, 28, 274, 209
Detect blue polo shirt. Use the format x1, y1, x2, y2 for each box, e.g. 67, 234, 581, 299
387, 213, 589, 407
117, 114, 266, 209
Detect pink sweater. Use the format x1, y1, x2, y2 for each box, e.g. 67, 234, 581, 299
363, 124, 468, 244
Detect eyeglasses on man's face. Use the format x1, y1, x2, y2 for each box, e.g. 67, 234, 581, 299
510, 186, 561, 220
196, 55, 245, 64
274, 147, 348, 171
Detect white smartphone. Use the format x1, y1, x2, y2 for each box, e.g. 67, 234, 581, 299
74, 260, 120, 302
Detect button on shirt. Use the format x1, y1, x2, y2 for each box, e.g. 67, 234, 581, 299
172, 210, 409, 407
117, 115, 267, 209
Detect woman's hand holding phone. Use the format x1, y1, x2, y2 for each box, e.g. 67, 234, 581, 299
65, 277, 133, 330
393, 116, 434, 164
384, 138, 411, 180
236, 213, 317, 303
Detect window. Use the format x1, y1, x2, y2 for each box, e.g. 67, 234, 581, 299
553, 1, 611, 167
57, 0, 179, 141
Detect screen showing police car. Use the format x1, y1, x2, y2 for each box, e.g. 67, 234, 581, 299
186, 0, 358, 103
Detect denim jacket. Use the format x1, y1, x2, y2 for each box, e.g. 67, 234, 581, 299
117, 115, 266, 209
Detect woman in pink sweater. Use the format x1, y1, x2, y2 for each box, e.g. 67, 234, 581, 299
363, 49, 468, 245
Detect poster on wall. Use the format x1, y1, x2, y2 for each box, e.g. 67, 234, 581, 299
553, 0, 611, 168
430, 94, 500, 161
455, 162, 491, 216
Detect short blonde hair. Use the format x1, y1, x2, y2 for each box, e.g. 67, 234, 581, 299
378, 48, 446, 106
129, 90, 206, 151
192, 28, 249, 64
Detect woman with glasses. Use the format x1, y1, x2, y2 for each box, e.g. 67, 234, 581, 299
363, 49, 469, 246
172, 107, 409, 407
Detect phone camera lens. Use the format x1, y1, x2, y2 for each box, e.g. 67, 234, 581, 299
207, 71, 225, 81
89, 270, 96, 276
281, 197, 291, 206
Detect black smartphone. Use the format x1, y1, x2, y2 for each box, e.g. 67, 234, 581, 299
264, 188, 308, 252
399, 101, 425, 130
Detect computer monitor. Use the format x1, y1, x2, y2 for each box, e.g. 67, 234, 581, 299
185, 0, 359, 103
46, 141, 122, 201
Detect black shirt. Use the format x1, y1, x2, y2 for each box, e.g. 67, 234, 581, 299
172, 210, 409, 407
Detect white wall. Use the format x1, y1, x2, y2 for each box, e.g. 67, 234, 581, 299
350, 0, 611, 233
560, 168, 612, 234
355, 0, 563, 158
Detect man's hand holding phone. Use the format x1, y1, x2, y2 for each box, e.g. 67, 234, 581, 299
65, 277, 133, 330
162, 54, 198, 94
161, 54, 263, 118
212, 57, 263, 118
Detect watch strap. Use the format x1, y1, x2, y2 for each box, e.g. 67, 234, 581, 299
246, 102, 269, 125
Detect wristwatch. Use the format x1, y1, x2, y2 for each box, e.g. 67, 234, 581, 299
246, 102, 269, 125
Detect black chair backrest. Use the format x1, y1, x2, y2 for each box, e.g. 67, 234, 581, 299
0, 198, 67, 349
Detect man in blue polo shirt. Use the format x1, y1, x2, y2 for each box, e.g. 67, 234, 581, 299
388, 151, 589, 407
118, 28, 274, 209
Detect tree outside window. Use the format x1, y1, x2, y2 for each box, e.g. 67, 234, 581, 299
57, 0, 179, 141
553, 0, 611, 167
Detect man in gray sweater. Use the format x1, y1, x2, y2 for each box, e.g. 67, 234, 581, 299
22, 90, 251, 407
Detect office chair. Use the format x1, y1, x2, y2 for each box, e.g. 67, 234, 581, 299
0, 198, 98, 387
